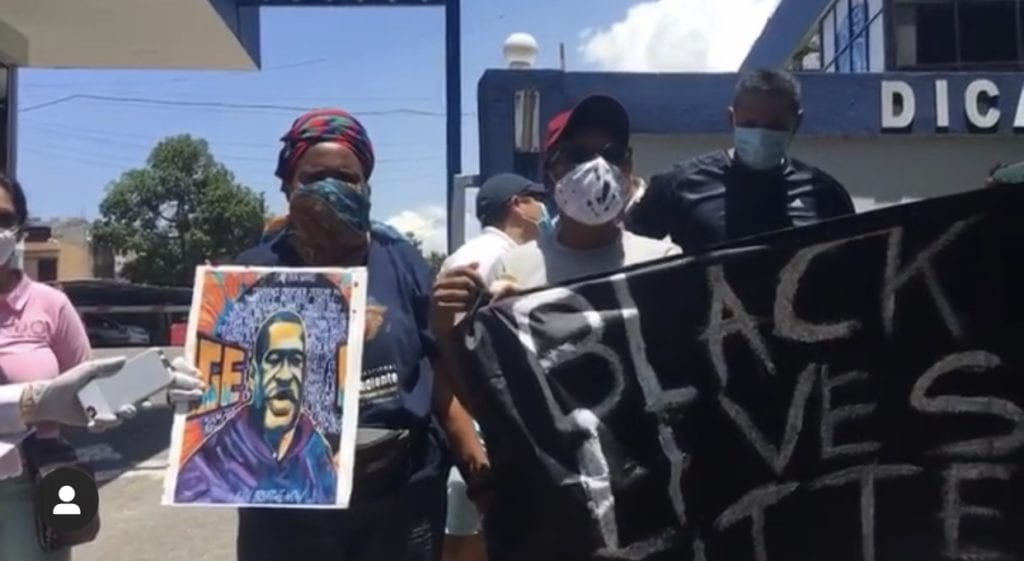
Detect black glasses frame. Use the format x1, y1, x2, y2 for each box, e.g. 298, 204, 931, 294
555, 142, 630, 167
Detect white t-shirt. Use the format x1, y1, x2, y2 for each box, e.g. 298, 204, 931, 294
440, 227, 518, 277
441, 227, 520, 327
489, 230, 681, 290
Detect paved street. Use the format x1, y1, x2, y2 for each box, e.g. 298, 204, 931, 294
69, 347, 236, 561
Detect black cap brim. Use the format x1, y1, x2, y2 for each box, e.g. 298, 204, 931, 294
476, 173, 547, 222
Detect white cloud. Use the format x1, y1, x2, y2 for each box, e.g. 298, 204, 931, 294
463, 189, 482, 241
386, 205, 448, 255
384, 198, 483, 256
579, 0, 781, 72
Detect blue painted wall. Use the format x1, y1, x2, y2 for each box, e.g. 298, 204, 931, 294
741, 0, 833, 70
477, 69, 1024, 180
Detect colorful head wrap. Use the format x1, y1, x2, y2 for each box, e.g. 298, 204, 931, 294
275, 109, 375, 189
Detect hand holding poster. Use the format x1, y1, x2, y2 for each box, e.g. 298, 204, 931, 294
458, 185, 1024, 561
163, 266, 366, 509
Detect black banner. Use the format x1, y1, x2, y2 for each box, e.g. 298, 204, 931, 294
458, 185, 1024, 561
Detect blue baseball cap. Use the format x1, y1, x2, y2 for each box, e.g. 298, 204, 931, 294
475, 173, 547, 223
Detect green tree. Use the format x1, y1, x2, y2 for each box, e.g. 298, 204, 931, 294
425, 251, 447, 278
93, 135, 267, 286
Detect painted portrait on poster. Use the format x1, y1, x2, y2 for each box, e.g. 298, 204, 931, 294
163, 266, 366, 509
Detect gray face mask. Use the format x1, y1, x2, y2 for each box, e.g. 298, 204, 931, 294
733, 127, 792, 170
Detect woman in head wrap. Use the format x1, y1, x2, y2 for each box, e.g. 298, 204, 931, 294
261, 109, 390, 241
204, 109, 486, 561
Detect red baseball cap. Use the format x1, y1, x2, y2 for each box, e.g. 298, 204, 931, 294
544, 94, 630, 154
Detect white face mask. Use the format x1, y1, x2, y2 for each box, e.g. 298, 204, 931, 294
554, 156, 627, 226
0, 229, 17, 266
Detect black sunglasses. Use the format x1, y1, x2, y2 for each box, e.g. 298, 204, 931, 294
557, 142, 629, 166
0, 210, 20, 231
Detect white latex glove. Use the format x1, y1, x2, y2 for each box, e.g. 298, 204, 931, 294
166, 356, 206, 405
88, 403, 140, 433
27, 357, 133, 432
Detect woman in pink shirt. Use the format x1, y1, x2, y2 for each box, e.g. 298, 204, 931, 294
0, 174, 92, 561
0, 175, 206, 560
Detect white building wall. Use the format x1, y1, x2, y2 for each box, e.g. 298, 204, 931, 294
631, 133, 1024, 212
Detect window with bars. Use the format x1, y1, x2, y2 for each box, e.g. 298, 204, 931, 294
894, 0, 1024, 70
820, 0, 884, 72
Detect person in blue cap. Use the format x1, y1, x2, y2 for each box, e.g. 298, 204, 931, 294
442, 173, 552, 277
435, 172, 551, 561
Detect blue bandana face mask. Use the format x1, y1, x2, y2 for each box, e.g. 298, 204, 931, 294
289, 178, 372, 265
733, 127, 792, 170
290, 178, 371, 235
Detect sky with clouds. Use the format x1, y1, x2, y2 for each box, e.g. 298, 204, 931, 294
579, 0, 779, 72
15, 0, 779, 255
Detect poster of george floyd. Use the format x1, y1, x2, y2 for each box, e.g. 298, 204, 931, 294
458, 184, 1024, 561
162, 266, 367, 509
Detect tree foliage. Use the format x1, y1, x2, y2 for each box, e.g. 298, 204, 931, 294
405, 231, 447, 279
425, 251, 447, 279
93, 135, 267, 286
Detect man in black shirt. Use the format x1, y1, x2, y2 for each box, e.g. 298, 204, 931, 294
626, 69, 855, 252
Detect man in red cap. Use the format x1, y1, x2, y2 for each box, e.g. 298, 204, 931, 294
541, 94, 645, 206
432, 93, 678, 330
485, 94, 679, 292
432, 94, 678, 331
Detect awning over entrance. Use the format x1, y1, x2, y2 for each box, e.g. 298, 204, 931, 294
0, 0, 259, 69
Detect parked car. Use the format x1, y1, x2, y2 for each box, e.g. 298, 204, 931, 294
84, 315, 151, 347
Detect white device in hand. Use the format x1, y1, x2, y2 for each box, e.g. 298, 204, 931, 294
77, 348, 174, 421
